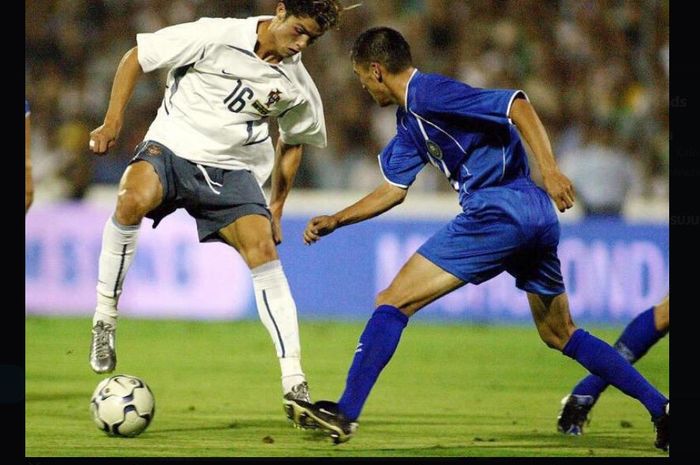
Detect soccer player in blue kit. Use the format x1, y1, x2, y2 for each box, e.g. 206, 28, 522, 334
287, 27, 669, 450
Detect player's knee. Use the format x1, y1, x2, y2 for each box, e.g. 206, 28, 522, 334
115, 189, 152, 225
240, 239, 278, 268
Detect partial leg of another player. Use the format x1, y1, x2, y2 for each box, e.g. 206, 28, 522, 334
528, 292, 669, 451
287, 253, 464, 443
219, 214, 315, 429
557, 294, 669, 435
90, 161, 164, 373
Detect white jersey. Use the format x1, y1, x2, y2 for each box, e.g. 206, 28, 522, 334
136, 16, 327, 187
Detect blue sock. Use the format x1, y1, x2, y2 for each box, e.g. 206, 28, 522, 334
563, 328, 667, 419
613, 306, 667, 361
337, 305, 409, 421
572, 307, 666, 401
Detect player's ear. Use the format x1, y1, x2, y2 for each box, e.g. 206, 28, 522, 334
371, 62, 383, 82
276, 2, 287, 20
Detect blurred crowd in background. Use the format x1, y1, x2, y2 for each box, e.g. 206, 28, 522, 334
25, 0, 668, 216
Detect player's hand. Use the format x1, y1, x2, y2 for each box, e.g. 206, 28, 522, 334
89, 122, 121, 155
271, 215, 283, 245
303, 215, 339, 245
543, 170, 575, 212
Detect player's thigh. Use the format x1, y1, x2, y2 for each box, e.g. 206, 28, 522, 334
115, 160, 164, 216
190, 167, 271, 247
377, 253, 464, 315
218, 214, 278, 267
219, 214, 274, 248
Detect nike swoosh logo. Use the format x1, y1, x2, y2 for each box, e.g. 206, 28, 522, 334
222, 69, 234, 76
319, 408, 334, 416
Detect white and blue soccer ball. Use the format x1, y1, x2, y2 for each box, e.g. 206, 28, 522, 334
90, 374, 155, 437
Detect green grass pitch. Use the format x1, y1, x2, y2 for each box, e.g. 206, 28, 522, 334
25, 316, 668, 457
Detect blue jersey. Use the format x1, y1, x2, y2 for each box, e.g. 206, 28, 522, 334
377, 71, 564, 294
379, 70, 531, 207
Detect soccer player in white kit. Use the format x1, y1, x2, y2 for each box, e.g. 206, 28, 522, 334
87, 0, 346, 428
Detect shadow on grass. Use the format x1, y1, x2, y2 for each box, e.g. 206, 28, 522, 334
146, 419, 305, 436
301, 430, 336, 443
348, 431, 663, 457
145, 425, 240, 435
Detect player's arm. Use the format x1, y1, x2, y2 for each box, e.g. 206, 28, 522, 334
89, 47, 144, 155
269, 140, 304, 244
25, 111, 33, 213
509, 97, 575, 212
303, 182, 407, 245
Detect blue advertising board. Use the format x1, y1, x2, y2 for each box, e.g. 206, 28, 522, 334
26, 204, 667, 324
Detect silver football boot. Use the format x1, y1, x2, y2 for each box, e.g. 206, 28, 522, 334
89, 320, 117, 373
283, 381, 318, 429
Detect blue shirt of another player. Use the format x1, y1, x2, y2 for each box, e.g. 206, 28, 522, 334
378, 70, 532, 208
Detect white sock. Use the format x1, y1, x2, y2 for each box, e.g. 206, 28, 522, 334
251, 260, 306, 393
93, 216, 140, 328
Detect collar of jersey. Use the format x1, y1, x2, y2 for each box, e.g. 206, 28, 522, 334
243, 15, 299, 66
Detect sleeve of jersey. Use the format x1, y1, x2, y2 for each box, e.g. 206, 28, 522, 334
277, 69, 327, 148
136, 18, 221, 73
377, 136, 425, 189
277, 102, 326, 147
421, 79, 529, 127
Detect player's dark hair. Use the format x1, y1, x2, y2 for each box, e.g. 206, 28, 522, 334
282, 0, 347, 32
351, 27, 412, 73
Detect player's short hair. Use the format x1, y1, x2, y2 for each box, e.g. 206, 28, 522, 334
351, 27, 412, 73
282, 0, 344, 32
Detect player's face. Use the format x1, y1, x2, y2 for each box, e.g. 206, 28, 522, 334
352, 61, 393, 107
273, 14, 324, 58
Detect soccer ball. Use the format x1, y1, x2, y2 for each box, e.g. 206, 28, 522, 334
90, 374, 155, 437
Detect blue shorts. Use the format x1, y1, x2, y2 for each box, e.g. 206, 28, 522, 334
417, 181, 566, 296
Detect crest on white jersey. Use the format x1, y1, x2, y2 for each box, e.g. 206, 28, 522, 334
252, 88, 283, 116
266, 89, 282, 106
